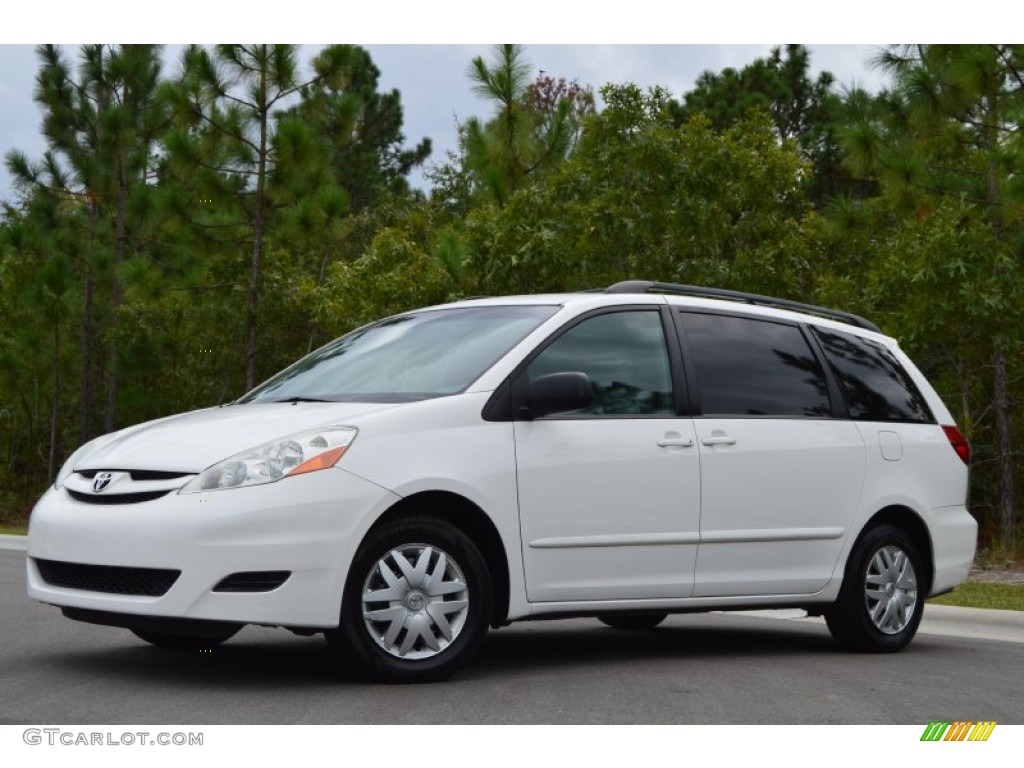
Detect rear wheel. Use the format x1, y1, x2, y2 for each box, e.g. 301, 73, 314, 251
826, 524, 924, 653
328, 515, 492, 682
131, 628, 239, 649
598, 614, 667, 630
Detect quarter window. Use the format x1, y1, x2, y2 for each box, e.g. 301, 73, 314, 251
682, 313, 831, 417
813, 328, 933, 423
526, 311, 674, 416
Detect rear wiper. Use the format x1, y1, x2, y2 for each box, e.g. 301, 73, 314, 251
267, 396, 332, 404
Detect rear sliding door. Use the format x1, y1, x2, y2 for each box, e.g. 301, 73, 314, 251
677, 311, 866, 597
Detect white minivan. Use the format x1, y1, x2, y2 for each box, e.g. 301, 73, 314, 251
27, 281, 977, 681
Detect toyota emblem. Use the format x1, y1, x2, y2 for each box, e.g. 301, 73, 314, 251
92, 472, 113, 493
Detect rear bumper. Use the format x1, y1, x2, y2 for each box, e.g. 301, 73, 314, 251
27, 467, 400, 628
927, 504, 977, 595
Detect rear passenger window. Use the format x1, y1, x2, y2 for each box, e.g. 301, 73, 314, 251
813, 328, 933, 423
681, 313, 831, 417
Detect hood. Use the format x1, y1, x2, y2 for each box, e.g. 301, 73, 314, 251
76, 401, 405, 473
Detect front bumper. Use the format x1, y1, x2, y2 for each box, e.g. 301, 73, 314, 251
27, 467, 400, 628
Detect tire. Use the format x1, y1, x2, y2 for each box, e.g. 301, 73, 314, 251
131, 627, 239, 649
598, 614, 667, 630
825, 524, 925, 653
328, 514, 493, 683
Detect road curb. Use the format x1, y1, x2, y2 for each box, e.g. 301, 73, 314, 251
0, 534, 27, 552
916, 603, 1024, 642
727, 604, 1024, 644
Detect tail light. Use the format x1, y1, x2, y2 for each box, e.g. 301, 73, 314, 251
942, 425, 970, 465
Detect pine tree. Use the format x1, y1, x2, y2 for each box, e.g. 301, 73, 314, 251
162, 44, 352, 390
841, 45, 1024, 554
286, 45, 431, 214
5, 44, 167, 438
463, 45, 590, 205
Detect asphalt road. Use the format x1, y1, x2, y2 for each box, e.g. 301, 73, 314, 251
1, 548, 1021, 725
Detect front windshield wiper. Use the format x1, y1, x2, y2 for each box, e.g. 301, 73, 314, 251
266, 396, 333, 404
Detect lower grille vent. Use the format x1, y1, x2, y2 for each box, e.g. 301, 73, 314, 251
67, 489, 172, 505
35, 559, 181, 597
213, 571, 291, 593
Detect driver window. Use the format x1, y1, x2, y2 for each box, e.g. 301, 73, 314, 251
527, 311, 674, 416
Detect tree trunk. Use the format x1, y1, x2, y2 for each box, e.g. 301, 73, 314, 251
79, 201, 98, 444
18, 391, 35, 506
245, 47, 269, 392
247, 208, 264, 392
48, 307, 61, 482
992, 343, 1016, 556
984, 99, 1015, 556
105, 172, 128, 432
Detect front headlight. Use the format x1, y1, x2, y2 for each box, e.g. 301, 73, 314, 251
179, 426, 358, 494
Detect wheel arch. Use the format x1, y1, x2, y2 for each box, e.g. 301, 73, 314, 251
368, 491, 511, 627
853, 505, 934, 595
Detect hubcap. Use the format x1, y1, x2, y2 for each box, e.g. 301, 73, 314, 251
361, 544, 469, 660
864, 545, 918, 635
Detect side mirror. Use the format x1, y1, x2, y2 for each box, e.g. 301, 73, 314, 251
525, 372, 594, 419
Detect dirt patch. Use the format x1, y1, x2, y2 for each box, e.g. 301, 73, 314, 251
969, 565, 1024, 585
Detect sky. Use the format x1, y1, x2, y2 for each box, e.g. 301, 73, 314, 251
0, 43, 886, 203
0, 0, 1002, 204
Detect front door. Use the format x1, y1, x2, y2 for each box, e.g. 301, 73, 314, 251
515, 308, 702, 603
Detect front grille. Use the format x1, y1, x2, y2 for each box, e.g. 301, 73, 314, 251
67, 489, 172, 505
35, 559, 181, 596
213, 571, 292, 593
77, 469, 189, 481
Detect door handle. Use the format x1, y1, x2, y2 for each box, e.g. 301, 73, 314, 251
701, 435, 737, 446
657, 437, 695, 448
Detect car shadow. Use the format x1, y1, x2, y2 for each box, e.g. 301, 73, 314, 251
31, 615, 853, 689
474, 617, 840, 672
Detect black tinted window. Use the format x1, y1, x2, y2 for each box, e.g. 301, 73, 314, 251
682, 313, 830, 417
527, 311, 673, 416
814, 328, 933, 423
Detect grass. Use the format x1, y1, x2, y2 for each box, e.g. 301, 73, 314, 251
929, 582, 1024, 612
0, 524, 27, 536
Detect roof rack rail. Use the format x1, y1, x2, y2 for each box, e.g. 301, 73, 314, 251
605, 280, 881, 333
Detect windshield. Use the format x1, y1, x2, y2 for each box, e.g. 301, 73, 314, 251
239, 305, 559, 403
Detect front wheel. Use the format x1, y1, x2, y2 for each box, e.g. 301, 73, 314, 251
328, 515, 493, 683
825, 525, 925, 653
